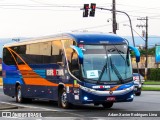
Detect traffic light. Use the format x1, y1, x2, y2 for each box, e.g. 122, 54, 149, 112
90, 3, 96, 17
83, 4, 89, 17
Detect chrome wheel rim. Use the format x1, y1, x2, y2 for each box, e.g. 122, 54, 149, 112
17, 89, 21, 102
61, 92, 67, 107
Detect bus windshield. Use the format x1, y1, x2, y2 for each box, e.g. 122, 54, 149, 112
81, 44, 132, 84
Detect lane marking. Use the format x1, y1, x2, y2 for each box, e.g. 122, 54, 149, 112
0, 101, 58, 111
0, 101, 84, 117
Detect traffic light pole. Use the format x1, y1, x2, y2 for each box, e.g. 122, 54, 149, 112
82, 5, 135, 46
96, 7, 135, 47
112, 0, 117, 34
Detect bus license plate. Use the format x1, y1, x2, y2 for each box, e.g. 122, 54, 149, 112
107, 97, 116, 101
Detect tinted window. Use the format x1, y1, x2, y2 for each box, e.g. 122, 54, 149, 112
51, 40, 63, 63
3, 48, 16, 65
25, 42, 52, 64
3, 40, 65, 65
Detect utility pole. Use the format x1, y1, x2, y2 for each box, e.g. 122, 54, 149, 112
112, 0, 117, 34
137, 16, 148, 80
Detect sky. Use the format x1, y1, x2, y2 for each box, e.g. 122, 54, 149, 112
0, 0, 160, 38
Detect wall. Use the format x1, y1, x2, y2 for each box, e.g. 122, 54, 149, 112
132, 55, 158, 68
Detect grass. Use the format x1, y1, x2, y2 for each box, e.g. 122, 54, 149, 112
142, 80, 160, 91
144, 81, 160, 85
142, 86, 160, 91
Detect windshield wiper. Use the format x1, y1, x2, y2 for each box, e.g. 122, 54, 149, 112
113, 45, 125, 60
110, 57, 124, 83
113, 45, 129, 78
97, 61, 108, 84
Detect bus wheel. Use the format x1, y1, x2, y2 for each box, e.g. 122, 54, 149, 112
16, 85, 24, 103
102, 102, 113, 108
58, 89, 70, 109
135, 92, 141, 96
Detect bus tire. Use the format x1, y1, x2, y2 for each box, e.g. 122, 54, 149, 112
16, 85, 32, 103
16, 85, 24, 103
135, 92, 141, 96
102, 102, 113, 108
58, 89, 71, 109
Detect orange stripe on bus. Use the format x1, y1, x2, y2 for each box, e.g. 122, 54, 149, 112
110, 85, 120, 91
6, 47, 75, 87
65, 84, 73, 87
23, 78, 58, 86
18, 65, 32, 71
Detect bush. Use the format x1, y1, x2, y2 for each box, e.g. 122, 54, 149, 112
148, 68, 160, 81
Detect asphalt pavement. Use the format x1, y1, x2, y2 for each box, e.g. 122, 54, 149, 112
0, 85, 160, 111
0, 86, 160, 119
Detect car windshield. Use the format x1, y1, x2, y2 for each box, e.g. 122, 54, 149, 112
81, 44, 132, 83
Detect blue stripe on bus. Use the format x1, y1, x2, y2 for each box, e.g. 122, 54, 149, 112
3, 78, 24, 84
33, 69, 46, 78
2, 63, 17, 70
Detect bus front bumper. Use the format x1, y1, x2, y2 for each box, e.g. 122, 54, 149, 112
70, 85, 134, 104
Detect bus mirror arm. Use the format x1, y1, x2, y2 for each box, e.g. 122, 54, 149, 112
70, 45, 84, 64
129, 46, 140, 62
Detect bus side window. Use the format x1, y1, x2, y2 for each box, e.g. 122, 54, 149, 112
71, 51, 80, 78
13, 45, 26, 65
71, 52, 79, 70
25, 42, 50, 64
3, 48, 16, 65
52, 40, 63, 64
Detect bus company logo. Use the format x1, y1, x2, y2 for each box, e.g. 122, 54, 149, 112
92, 85, 110, 89
46, 69, 64, 76
2, 112, 11, 118
109, 90, 113, 95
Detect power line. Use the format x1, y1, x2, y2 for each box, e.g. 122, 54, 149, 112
115, 2, 160, 11
0, 4, 82, 11
0, 3, 160, 17
29, 0, 113, 7
70, 24, 112, 31
0, 4, 81, 8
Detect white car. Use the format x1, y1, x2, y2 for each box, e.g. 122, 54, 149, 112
133, 73, 144, 96
134, 81, 142, 96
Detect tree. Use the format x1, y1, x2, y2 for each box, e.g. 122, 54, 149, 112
131, 47, 155, 57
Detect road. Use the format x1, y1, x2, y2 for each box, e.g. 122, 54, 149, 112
0, 86, 160, 119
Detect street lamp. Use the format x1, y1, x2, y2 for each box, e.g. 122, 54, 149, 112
96, 7, 135, 47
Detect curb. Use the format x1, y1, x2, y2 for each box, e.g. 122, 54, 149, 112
0, 103, 19, 110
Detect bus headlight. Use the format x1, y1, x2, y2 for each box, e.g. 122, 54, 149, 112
131, 94, 134, 99
83, 96, 88, 101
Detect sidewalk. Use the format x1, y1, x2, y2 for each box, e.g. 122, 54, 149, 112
0, 103, 19, 110
143, 85, 160, 87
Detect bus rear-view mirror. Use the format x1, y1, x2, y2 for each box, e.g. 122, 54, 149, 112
70, 45, 84, 64
129, 45, 140, 62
